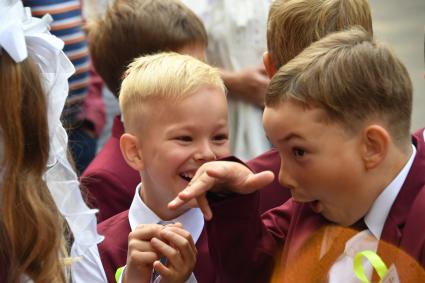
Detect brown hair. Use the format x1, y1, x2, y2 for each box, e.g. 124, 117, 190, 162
0, 53, 66, 283
267, 0, 373, 68
88, 0, 208, 96
266, 28, 412, 149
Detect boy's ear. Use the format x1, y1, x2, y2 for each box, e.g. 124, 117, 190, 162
361, 125, 390, 170
120, 133, 144, 171
263, 51, 278, 78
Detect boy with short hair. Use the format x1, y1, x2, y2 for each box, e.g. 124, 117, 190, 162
72, 52, 229, 283
262, 27, 423, 279
81, 0, 208, 222
171, 28, 425, 282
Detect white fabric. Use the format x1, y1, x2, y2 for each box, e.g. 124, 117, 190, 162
0, 2, 27, 62
71, 243, 107, 283
72, 184, 202, 283
0, 0, 102, 255
182, 0, 272, 161
328, 230, 378, 283
327, 145, 417, 282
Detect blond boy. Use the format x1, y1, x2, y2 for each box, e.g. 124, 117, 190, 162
73, 52, 229, 283
81, 0, 208, 222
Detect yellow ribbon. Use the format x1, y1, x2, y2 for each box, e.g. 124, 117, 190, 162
353, 250, 388, 283
115, 266, 124, 282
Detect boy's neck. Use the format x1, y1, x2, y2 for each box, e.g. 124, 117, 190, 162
139, 184, 189, 221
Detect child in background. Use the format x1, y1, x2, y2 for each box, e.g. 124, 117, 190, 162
80, 0, 208, 222
72, 53, 229, 283
171, 28, 425, 282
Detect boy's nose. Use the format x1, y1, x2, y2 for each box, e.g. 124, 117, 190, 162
278, 159, 295, 189
194, 142, 216, 161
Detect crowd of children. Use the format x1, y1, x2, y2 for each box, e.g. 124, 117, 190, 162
0, 0, 424, 282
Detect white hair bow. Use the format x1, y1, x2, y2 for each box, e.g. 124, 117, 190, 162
0, 1, 103, 250
0, 2, 27, 62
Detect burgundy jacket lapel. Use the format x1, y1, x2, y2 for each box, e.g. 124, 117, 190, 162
380, 130, 425, 264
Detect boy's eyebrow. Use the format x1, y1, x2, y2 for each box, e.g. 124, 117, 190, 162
278, 133, 304, 143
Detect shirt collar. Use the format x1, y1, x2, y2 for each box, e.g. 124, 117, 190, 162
365, 144, 416, 239
128, 183, 204, 243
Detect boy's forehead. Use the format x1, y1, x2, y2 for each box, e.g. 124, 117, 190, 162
263, 101, 330, 137
139, 85, 226, 115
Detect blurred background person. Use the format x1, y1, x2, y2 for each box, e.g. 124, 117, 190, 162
182, 0, 272, 161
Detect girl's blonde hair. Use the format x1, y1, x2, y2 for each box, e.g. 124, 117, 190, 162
0, 53, 67, 283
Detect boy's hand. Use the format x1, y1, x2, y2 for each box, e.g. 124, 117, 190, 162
151, 226, 197, 283
168, 161, 274, 220
223, 66, 270, 107
123, 224, 163, 283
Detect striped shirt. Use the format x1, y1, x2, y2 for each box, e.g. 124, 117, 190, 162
23, 0, 90, 125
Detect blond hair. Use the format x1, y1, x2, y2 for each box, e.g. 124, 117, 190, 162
119, 52, 225, 131
88, 0, 207, 95
267, 0, 373, 68
266, 28, 412, 148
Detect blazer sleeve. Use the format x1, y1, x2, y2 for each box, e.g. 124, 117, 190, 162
206, 191, 289, 283
80, 169, 134, 222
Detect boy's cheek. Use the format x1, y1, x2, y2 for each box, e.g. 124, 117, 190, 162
218, 144, 231, 158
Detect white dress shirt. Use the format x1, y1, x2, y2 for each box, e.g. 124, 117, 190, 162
71, 183, 204, 283
327, 145, 417, 282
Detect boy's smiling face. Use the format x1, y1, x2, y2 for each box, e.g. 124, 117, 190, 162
263, 99, 375, 226
137, 86, 229, 215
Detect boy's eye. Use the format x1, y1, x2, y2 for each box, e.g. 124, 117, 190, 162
213, 134, 228, 141
176, 136, 192, 142
292, 148, 305, 158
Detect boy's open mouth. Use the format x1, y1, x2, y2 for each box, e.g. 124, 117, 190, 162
179, 172, 194, 182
